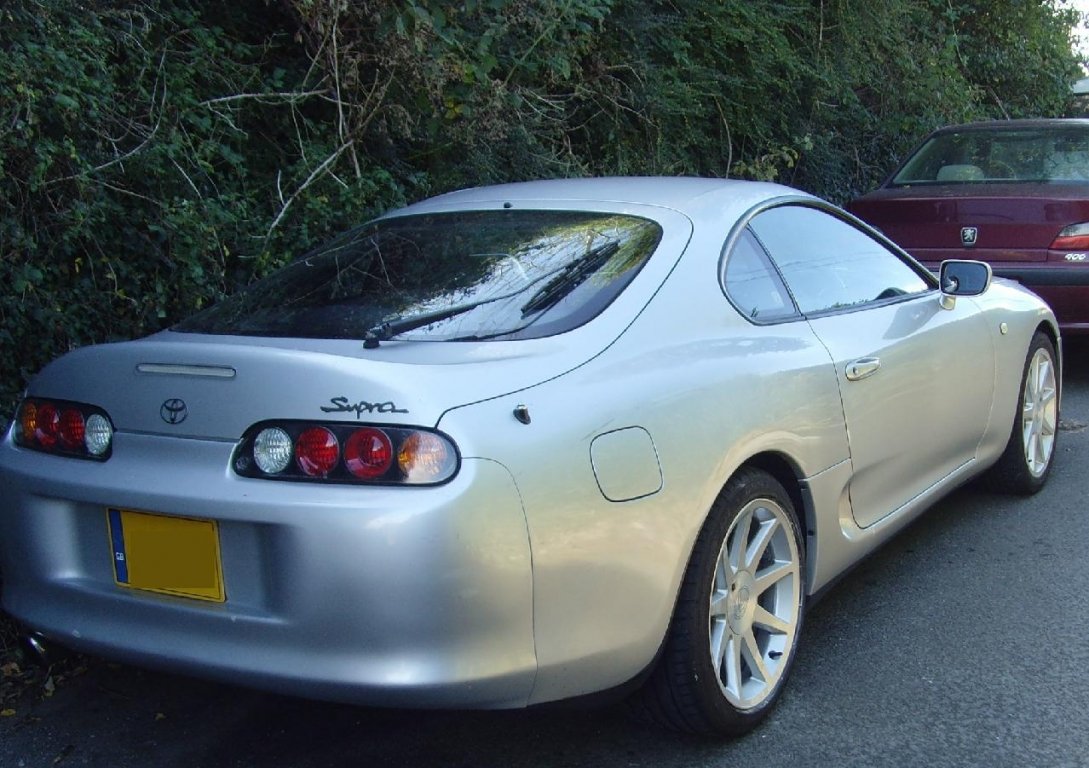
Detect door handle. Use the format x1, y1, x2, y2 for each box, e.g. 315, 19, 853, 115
845, 357, 881, 381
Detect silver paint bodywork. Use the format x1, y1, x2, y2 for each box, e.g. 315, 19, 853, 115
0, 178, 1060, 708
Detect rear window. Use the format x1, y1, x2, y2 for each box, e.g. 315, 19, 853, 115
174, 210, 663, 342
891, 126, 1089, 185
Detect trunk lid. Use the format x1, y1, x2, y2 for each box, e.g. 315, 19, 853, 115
848, 184, 1089, 263
27, 331, 590, 440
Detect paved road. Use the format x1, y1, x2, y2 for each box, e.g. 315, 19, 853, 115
3, 341, 1089, 768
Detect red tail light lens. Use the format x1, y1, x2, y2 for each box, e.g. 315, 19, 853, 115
234, 421, 458, 485
1050, 222, 1089, 250
295, 427, 340, 477
59, 408, 86, 449
31, 402, 61, 448
13, 398, 113, 460
344, 428, 393, 479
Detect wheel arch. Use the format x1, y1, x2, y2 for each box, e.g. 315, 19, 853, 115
1035, 319, 1062, 395
732, 451, 813, 584
630, 450, 812, 733
1028, 318, 1062, 421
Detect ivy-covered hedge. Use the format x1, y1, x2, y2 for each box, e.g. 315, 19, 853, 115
0, 0, 1082, 425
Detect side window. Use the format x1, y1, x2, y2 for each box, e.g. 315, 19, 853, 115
749, 205, 931, 315
722, 229, 797, 322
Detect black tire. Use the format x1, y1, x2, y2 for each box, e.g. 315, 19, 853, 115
983, 331, 1059, 495
631, 467, 805, 735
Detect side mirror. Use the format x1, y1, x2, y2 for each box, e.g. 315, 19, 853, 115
939, 260, 992, 297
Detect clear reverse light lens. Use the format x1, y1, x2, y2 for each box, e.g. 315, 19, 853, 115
84, 414, 113, 456
254, 427, 293, 474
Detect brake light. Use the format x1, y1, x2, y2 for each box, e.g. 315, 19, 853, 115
30, 402, 60, 448
296, 427, 339, 477
59, 408, 86, 449
234, 421, 459, 485
1050, 222, 1089, 250
14, 398, 114, 460
344, 427, 393, 479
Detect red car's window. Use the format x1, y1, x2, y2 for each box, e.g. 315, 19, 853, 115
892, 127, 1089, 185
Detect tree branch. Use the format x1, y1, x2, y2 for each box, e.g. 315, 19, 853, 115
265, 141, 354, 240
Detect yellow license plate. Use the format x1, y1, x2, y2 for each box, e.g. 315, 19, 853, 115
107, 509, 225, 602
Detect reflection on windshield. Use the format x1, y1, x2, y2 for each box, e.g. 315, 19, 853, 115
893, 127, 1089, 185
175, 210, 663, 342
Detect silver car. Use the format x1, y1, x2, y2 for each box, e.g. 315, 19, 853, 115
0, 178, 1060, 735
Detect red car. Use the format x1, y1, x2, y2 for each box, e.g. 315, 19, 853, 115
848, 119, 1089, 334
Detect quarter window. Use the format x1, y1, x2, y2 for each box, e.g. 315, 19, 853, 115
722, 230, 797, 322
749, 206, 930, 315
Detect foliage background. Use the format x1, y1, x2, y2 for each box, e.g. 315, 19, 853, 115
0, 0, 1083, 424
0, 0, 1083, 694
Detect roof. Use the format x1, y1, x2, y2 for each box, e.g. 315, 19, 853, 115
393, 177, 813, 220
932, 118, 1089, 133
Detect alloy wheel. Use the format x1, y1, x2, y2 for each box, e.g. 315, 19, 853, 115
1022, 346, 1058, 477
708, 497, 801, 710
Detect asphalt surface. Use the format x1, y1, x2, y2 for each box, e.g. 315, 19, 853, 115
3, 340, 1089, 768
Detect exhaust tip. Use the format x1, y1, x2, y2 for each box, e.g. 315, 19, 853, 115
20, 633, 54, 668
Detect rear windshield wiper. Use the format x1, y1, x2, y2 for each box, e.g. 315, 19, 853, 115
365, 304, 473, 348
364, 273, 547, 348
520, 240, 620, 317
363, 240, 620, 348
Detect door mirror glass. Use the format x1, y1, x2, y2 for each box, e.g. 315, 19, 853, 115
939, 260, 992, 296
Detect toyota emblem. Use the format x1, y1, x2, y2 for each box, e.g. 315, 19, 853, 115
160, 398, 188, 425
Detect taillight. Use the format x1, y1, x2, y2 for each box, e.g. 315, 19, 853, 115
59, 408, 86, 449
234, 421, 459, 485
295, 427, 340, 477
13, 398, 114, 460
253, 427, 292, 474
398, 431, 453, 483
30, 401, 60, 448
344, 427, 393, 479
1050, 222, 1089, 250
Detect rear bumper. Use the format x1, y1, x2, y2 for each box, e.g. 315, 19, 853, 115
0, 431, 536, 707
988, 265, 1089, 286
989, 269, 1089, 334
918, 257, 1089, 286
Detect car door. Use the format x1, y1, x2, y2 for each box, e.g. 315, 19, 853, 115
748, 204, 996, 528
